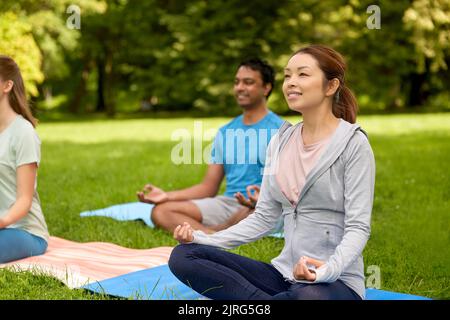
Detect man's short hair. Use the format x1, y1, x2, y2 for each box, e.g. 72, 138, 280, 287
238, 58, 275, 98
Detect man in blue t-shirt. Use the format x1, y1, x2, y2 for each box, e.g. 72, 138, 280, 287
137, 58, 284, 233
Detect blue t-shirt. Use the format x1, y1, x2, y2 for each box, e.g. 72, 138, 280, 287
210, 110, 284, 197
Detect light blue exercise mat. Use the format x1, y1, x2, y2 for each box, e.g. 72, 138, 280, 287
80, 202, 284, 238
365, 288, 432, 300
80, 202, 155, 227
82, 264, 431, 300
82, 264, 204, 300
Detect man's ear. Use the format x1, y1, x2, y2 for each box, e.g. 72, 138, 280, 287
326, 78, 340, 97
264, 83, 272, 98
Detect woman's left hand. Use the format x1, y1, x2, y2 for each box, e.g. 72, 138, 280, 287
293, 256, 325, 281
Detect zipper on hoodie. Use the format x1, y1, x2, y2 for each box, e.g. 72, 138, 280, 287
293, 206, 298, 228
291, 203, 300, 270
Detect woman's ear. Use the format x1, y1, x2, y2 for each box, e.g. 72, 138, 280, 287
325, 78, 340, 97
2, 80, 14, 94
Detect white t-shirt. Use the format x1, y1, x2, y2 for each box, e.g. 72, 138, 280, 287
0, 115, 49, 241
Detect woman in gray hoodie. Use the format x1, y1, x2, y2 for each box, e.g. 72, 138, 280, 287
168, 45, 376, 300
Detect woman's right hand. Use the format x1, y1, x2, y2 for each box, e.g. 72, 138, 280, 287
136, 184, 169, 204
173, 222, 194, 243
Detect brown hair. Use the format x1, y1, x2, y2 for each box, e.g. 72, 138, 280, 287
0, 55, 37, 127
294, 45, 358, 123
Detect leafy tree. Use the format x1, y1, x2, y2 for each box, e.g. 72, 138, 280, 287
1, 0, 448, 115
0, 11, 44, 97
403, 0, 450, 106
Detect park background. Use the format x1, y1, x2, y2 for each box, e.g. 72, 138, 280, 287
0, 0, 449, 299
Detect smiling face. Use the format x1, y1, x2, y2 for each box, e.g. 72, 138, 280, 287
234, 66, 271, 109
283, 53, 333, 113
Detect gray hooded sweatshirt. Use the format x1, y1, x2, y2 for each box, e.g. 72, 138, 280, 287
192, 118, 376, 299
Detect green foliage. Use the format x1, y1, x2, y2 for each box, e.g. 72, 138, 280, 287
403, 0, 450, 73
0, 11, 44, 96
1, 0, 449, 114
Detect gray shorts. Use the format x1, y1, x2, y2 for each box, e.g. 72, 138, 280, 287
191, 195, 246, 226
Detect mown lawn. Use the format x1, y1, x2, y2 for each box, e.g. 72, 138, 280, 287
0, 113, 449, 299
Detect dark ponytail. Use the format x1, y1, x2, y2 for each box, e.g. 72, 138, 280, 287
0, 55, 37, 127
295, 45, 358, 124
333, 84, 358, 124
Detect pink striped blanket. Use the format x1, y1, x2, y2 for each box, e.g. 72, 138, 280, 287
0, 236, 173, 289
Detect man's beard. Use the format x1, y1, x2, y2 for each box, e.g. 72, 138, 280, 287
237, 98, 261, 110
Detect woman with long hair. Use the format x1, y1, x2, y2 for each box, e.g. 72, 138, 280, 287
168, 45, 375, 300
0, 55, 49, 263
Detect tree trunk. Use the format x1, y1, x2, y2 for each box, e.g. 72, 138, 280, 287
104, 50, 115, 117
407, 71, 427, 107
96, 51, 115, 116
68, 62, 90, 113
96, 58, 106, 112
406, 59, 431, 108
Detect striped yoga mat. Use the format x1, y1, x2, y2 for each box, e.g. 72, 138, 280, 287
0, 236, 172, 289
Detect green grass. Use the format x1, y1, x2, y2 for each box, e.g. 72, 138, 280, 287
0, 113, 449, 299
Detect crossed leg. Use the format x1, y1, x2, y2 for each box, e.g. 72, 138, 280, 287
151, 201, 208, 233
151, 201, 253, 234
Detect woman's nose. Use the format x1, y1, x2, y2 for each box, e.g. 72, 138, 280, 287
286, 78, 297, 88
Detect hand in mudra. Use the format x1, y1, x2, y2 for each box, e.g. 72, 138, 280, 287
293, 256, 325, 282
234, 185, 260, 208
136, 184, 169, 204
173, 222, 194, 243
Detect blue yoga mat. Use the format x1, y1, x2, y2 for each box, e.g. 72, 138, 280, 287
82, 264, 431, 300
80, 202, 284, 238
365, 288, 431, 300
82, 264, 204, 300
80, 202, 155, 227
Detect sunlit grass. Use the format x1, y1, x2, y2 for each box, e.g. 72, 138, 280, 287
0, 113, 448, 299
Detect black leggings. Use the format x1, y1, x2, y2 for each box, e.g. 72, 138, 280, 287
169, 243, 362, 300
